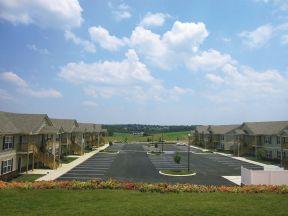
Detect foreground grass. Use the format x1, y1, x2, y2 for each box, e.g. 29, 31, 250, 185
11, 174, 44, 182
0, 189, 287, 216
109, 131, 190, 142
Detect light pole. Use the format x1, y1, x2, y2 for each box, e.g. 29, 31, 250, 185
188, 134, 191, 172
161, 132, 164, 153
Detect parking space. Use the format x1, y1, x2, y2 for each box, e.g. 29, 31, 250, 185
202, 154, 263, 171
58, 144, 124, 181
148, 153, 186, 170
57, 143, 262, 185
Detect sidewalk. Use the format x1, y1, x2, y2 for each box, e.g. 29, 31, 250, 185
36, 144, 109, 181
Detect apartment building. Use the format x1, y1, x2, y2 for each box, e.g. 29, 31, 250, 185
0, 111, 61, 181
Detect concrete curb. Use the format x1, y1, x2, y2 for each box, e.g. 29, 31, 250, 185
159, 170, 196, 177
36, 144, 109, 181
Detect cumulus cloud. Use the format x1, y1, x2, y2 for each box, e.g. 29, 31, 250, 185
59, 49, 192, 102
0, 71, 62, 98
108, 2, 132, 21
130, 21, 209, 69
65, 30, 96, 53
0, 0, 83, 29
59, 49, 158, 85
187, 49, 234, 72
139, 12, 170, 28
239, 24, 274, 48
281, 34, 288, 44
206, 74, 225, 84
0, 71, 28, 88
89, 26, 127, 51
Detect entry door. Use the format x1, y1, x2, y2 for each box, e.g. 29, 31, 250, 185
17, 157, 22, 173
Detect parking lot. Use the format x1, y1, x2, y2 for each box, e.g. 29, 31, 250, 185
57, 143, 263, 185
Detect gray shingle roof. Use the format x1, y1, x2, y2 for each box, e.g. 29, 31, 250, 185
195, 125, 209, 134
209, 125, 240, 134
0, 111, 58, 135
243, 121, 288, 135
51, 118, 80, 133
0, 112, 19, 134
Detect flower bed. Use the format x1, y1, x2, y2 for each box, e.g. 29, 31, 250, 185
0, 179, 288, 194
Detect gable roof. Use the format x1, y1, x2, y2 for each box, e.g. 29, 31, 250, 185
0, 111, 58, 135
78, 123, 96, 133
51, 118, 79, 133
243, 121, 288, 135
209, 124, 240, 134
0, 112, 19, 134
195, 125, 209, 134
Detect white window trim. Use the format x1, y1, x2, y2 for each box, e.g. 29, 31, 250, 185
2, 159, 13, 174
4, 136, 14, 150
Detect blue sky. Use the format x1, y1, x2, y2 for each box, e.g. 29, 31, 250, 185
0, 0, 287, 125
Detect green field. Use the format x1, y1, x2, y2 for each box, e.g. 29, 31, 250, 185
108, 131, 190, 143
0, 189, 287, 215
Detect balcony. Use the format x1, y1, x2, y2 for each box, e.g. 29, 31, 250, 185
17, 143, 34, 153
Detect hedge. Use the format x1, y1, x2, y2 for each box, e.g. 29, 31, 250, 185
1, 179, 288, 194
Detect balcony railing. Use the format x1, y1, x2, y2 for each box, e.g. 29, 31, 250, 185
17, 143, 34, 152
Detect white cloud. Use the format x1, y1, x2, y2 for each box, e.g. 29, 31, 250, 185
0, 0, 83, 29
89, 26, 127, 51
59, 49, 158, 85
187, 49, 234, 72
162, 21, 209, 51
130, 21, 209, 69
0, 71, 62, 98
65, 30, 96, 53
139, 12, 170, 28
239, 24, 274, 48
108, 2, 132, 21
0, 71, 28, 88
59, 49, 192, 102
82, 100, 98, 108
206, 74, 224, 84
205, 63, 288, 104
27, 44, 50, 55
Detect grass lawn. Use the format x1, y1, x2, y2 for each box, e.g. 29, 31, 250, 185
0, 189, 287, 215
108, 131, 190, 143
11, 174, 44, 182
61, 156, 78, 164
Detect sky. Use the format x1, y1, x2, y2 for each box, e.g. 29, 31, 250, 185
0, 0, 288, 125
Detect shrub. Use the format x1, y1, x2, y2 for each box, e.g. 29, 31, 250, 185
0, 179, 288, 194
174, 152, 181, 164
109, 141, 113, 146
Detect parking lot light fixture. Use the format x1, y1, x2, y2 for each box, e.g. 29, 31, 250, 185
188, 134, 191, 172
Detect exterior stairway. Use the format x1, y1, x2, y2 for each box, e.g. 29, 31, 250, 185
34, 145, 60, 169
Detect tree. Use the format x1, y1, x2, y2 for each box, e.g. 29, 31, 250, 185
174, 152, 181, 164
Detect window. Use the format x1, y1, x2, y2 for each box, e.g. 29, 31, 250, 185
266, 150, 272, 159
277, 136, 281, 145
3, 136, 14, 150
265, 136, 271, 144
1, 159, 13, 174
277, 150, 282, 159
220, 135, 224, 141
